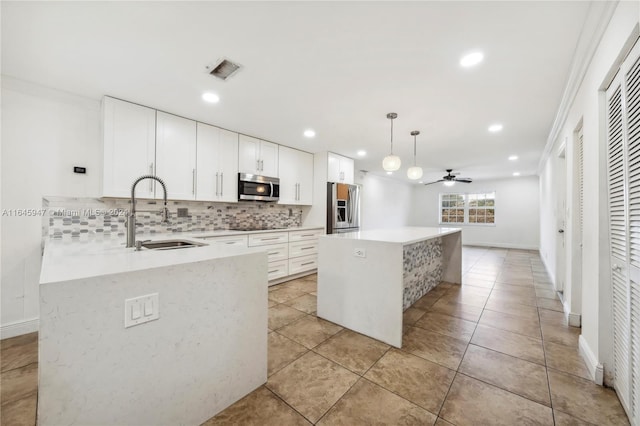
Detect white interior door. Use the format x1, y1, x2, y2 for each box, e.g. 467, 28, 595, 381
556, 146, 567, 293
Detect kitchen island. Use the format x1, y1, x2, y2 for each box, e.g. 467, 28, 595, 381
317, 227, 461, 347
38, 236, 267, 425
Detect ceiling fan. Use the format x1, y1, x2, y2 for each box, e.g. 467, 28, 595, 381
424, 169, 473, 186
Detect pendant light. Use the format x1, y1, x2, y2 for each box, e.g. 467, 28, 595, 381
407, 130, 423, 180
382, 112, 401, 171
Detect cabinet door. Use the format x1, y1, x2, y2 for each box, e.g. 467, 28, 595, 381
155, 112, 197, 200
297, 151, 314, 205
238, 134, 259, 174
218, 129, 239, 202
259, 140, 279, 177
327, 152, 341, 182
277, 146, 298, 205
196, 123, 219, 201
102, 97, 156, 198
340, 156, 355, 185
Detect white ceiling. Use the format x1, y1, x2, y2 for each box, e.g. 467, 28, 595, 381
1, 1, 592, 184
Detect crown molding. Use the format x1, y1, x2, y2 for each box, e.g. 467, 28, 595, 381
537, 1, 619, 173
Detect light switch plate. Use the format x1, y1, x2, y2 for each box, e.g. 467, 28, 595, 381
354, 248, 366, 258
124, 293, 159, 328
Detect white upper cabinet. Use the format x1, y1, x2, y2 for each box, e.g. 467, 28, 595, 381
278, 146, 313, 205
102, 97, 156, 198
327, 152, 354, 184
238, 134, 279, 177
196, 123, 238, 202
155, 111, 197, 200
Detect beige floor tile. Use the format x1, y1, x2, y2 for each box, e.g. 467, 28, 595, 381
282, 279, 317, 294
314, 329, 389, 375
403, 307, 427, 325
414, 312, 477, 342
268, 305, 307, 330
268, 299, 278, 308
495, 276, 534, 287
539, 308, 568, 326
1, 333, 38, 373
317, 379, 437, 425
547, 369, 630, 425
267, 352, 359, 424
459, 344, 551, 406
553, 410, 596, 425
536, 289, 558, 300
484, 299, 540, 321
268, 286, 308, 303
479, 309, 542, 339
537, 297, 564, 312
489, 290, 537, 307
278, 316, 343, 349
0, 392, 36, 426
205, 386, 311, 425
0, 363, 38, 406
544, 341, 590, 380
440, 374, 553, 426
492, 283, 537, 297
471, 324, 545, 365
365, 349, 455, 413
412, 292, 443, 310
283, 294, 317, 314
402, 326, 468, 370
435, 417, 455, 425
437, 282, 456, 290
463, 272, 497, 283
440, 292, 488, 308
268, 332, 309, 376
460, 276, 494, 289
541, 324, 580, 347
429, 298, 483, 322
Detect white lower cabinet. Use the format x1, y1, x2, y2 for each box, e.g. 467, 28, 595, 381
267, 260, 289, 281
288, 254, 318, 275
202, 235, 248, 246
263, 243, 289, 262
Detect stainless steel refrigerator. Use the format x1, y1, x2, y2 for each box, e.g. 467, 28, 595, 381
327, 182, 360, 234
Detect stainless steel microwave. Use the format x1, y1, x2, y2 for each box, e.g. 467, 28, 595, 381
238, 173, 280, 202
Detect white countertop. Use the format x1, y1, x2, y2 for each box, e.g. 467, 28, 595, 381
320, 227, 461, 245
40, 226, 324, 285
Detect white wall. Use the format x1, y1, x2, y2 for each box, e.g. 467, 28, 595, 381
1, 77, 102, 336
538, 1, 639, 384
410, 176, 540, 250
357, 173, 412, 231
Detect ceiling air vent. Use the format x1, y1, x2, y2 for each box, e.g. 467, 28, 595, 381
205, 58, 242, 81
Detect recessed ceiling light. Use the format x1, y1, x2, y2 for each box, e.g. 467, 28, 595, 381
460, 51, 484, 68
202, 92, 220, 103
418, 181, 424, 184
357, 150, 367, 157
303, 129, 316, 138
488, 124, 503, 133
508, 155, 518, 161
386, 171, 393, 175
513, 172, 521, 176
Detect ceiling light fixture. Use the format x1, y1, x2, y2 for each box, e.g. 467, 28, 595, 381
443, 181, 456, 187
386, 171, 393, 175
460, 51, 484, 68
508, 155, 518, 161
303, 129, 316, 138
357, 150, 367, 157
407, 130, 423, 180
488, 123, 503, 133
382, 113, 401, 171
202, 92, 220, 103
513, 172, 521, 176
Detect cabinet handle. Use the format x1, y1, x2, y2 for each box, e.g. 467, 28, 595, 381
215, 172, 219, 197
268, 251, 278, 255
301, 234, 314, 237
301, 262, 315, 266
192, 169, 196, 195
225, 241, 236, 245
220, 172, 224, 197
301, 246, 313, 250
261, 159, 264, 171
269, 269, 280, 274
260, 237, 280, 241
149, 163, 154, 192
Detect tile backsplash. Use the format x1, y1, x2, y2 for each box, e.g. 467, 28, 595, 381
43, 197, 307, 241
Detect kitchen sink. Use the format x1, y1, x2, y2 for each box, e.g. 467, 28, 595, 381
139, 239, 207, 250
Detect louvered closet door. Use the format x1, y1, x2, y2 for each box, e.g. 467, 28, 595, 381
607, 38, 640, 425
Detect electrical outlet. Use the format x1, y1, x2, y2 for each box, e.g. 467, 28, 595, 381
354, 248, 366, 258
124, 293, 159, 328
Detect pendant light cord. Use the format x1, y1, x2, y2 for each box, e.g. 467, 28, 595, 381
390, 117, 394, 155
413, 134, 417, 166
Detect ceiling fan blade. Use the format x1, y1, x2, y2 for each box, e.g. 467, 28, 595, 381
454, 179, 472, 183
424, 180, 445, 186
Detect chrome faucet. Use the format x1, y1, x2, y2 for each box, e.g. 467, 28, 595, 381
126, 175, 169, 248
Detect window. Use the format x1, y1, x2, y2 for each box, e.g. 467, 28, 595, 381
439, 192, 495, 225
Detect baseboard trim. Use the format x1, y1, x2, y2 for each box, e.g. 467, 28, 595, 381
540, 251, 556, 288
1, 318, 39, 340
561, 300, 582, 327
579, 334, 604, 385
462, 242, 539, 250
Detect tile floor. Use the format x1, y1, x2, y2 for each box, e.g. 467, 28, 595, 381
0, 247, 631, 425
